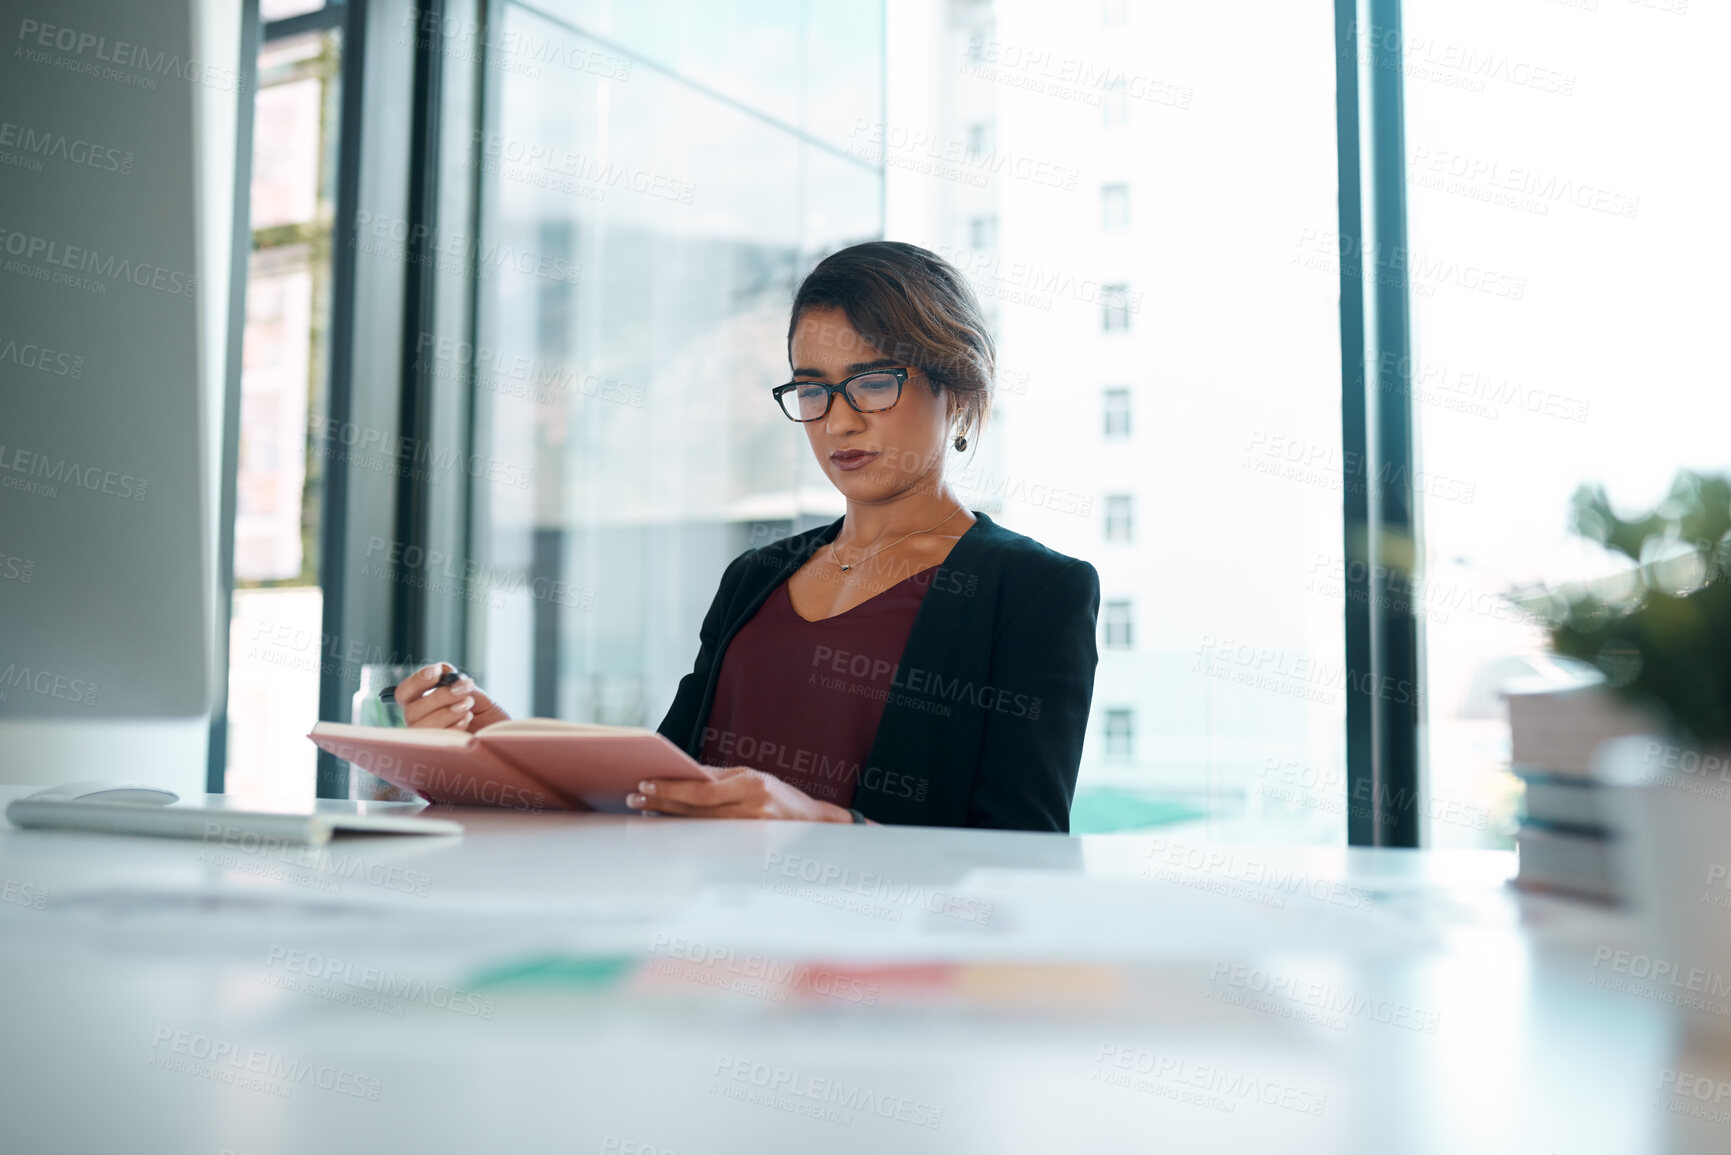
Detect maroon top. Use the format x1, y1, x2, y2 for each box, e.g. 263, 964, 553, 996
698, 567, 935, 808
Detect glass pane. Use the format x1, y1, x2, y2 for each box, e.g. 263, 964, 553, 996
223, 28, 342, 807
525, 0, 884, 147
469, 3, 882, 725
234, 248, 312, 581
1404, 0, 1731, 848
249, 75, 322, 229
891, 1, 1343, 839
261, 0, 326, 21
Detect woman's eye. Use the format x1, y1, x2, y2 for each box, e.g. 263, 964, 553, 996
796, 385, 826, 400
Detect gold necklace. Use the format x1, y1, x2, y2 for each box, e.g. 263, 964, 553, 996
829, 506, 965, 573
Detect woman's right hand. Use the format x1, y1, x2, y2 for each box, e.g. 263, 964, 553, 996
394, 662, 509, 733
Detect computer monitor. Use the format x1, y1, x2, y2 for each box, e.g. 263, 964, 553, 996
0, 0, 212, 718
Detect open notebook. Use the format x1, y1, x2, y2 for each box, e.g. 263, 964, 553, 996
308, 719, 714, 812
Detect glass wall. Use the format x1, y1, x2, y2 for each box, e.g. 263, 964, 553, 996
881, 1, 1346, 839
1404, 0, 1731, 848
466, 2, 885, 728
460, 0, 1347, 840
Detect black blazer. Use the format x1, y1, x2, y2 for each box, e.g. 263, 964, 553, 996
656, 512, 1100, 832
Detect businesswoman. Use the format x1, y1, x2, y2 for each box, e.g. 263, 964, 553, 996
398, 241, 1100, 832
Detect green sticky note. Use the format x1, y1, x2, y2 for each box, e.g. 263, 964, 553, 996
467, 955, 637, 992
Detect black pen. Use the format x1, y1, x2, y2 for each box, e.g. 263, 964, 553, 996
379, 668, 466, 702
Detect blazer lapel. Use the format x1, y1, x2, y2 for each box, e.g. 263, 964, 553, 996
723, 519, 842, 641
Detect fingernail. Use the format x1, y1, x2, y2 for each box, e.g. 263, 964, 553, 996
451, 698, 474, 713
626, 793, 645, 808
638, 781, 655, 795
420, 663, 441, 678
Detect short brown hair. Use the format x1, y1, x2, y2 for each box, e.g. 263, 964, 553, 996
788, 241, 994, 441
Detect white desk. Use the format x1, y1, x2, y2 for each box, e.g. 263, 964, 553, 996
0, 787, 1723, 1154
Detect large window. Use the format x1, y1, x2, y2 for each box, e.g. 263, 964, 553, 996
466, 2, 884, 730
223, 15, 343, 806
1403, 0, 1731, 848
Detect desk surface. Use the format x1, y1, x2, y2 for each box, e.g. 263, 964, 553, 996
0, 788, 1723, 1154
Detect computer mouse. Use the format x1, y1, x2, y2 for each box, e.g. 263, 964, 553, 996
25, 781, 180, 805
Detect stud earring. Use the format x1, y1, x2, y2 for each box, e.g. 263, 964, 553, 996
953, 433, 968, 452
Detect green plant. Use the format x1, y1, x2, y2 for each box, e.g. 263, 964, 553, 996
1518, 471, 1731, 748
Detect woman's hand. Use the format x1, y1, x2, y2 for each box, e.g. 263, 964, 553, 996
627, 766, 853, 823
394, 662, 510, 733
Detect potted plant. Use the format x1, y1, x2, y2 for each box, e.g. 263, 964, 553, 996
1515, 471, 1731, 1056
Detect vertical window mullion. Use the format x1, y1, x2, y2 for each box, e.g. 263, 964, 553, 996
1335, 0, 1420, 846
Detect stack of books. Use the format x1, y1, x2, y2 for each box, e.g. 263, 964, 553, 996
1505, 681, 1658, 903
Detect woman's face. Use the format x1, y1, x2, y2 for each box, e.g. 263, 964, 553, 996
787, 305, 951, 505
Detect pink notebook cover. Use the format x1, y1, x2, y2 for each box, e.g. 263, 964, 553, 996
481, 731, 712, 812
307, 723, 713, 812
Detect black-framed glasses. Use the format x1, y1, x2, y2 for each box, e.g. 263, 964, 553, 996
773, 367, 909, 422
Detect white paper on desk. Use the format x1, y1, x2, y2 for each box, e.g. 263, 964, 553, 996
960, 869, 1454, 956
646, 867, 1451, 965
0, 878, 669, 970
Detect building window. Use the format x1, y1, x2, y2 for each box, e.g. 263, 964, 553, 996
1104, 494, 1133, 542
1104, 708, 1134, 762
1102, 283, 1131, 331
966, 122, 994, 159
969, 215, 998, 251
1103, 600, 1133, 650
1103, 386, 1131, 437
1101, 183, 1129, 231
1103, 76, 1128, 127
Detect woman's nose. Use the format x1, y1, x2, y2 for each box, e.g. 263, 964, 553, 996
824, 396, 868, 436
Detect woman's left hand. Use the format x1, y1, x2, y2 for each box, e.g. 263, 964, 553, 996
627, 766, 851, 822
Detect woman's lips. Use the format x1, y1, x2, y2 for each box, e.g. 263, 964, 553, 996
830, 450, 880, 472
